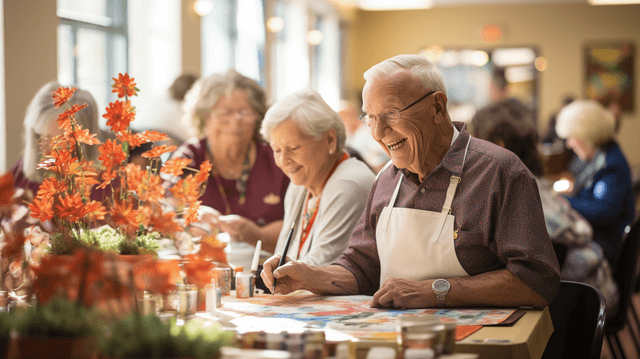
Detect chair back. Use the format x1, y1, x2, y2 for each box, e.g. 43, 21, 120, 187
541, 280, 607, 359
608, 218, 640, 331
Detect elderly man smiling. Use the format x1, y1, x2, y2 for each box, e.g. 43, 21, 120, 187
262, 54, 560, 308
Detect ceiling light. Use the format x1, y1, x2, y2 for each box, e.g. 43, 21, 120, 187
267, 17, 285, 33
534, 57, 548, 72
438, 51, 459, 68
588, 0, 640, 4
307, 30, 324, 46
492, 48, 536, 67
193, 0, 214, 17
471, 51, 489, 67
420, 45, 444, 63
357, 0, 433, 10
505, 66, 534, 83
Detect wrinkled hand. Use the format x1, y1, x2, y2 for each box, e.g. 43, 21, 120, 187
371, 277, 432, 309
261, 254, 313, 294
217, 215, 260, 243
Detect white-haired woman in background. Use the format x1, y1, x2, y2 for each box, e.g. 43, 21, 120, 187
555, 99, 635, 267
10, 81, 103, 200
261, 89, 375, 267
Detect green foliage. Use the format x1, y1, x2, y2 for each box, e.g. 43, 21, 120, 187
11, 298, 99, 338
100, 314, 234, 359
48, 226, 161, 255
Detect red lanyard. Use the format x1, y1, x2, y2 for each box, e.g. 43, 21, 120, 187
298, 152, 349, 255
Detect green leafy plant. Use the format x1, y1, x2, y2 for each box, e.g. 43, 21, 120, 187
100, 314, 234, 359
11, 297, 100, 338
47, 225, 161, 255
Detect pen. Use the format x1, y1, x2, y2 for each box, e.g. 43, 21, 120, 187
272, 221, 295, 294
251, 240, 262, 274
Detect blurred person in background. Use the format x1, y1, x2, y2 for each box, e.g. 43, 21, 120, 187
165, 69, 289, 253
132, 73, 199, 146
11, 81, 106, 201
555, 99, 634, 268
260, 89, 374, 267
340, 100, 389, 173
472, 99, 619, 314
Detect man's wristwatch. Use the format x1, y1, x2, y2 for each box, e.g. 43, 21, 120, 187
431, 279, 450, 307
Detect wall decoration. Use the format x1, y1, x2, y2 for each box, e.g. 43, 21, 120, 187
585, 42, 635, 112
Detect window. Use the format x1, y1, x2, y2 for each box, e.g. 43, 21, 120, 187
57, 0, 128, 113
201, 0, 266, 85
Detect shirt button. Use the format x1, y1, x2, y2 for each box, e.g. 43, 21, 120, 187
420, 188, 426, 194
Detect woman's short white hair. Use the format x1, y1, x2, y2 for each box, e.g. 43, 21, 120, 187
260, 89, 346, 151
22, 81, 101, 182
363, 54, 447, 95
555, 99, 616, 148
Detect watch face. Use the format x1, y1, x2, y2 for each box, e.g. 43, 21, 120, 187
433, 279, 450, 292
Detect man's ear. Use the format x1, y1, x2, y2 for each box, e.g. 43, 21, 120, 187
433, 92, 448, 123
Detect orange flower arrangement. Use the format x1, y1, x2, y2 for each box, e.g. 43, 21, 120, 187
28, 74, 212, 252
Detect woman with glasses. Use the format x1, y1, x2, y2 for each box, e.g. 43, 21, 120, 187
166, 70, 289, 253
260, 89, 374, 268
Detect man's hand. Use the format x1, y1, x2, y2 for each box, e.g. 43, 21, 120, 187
261, 254, 315, 294
371, 277, 433, 309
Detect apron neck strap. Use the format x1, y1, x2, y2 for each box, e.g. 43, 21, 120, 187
441, 137, 472, 215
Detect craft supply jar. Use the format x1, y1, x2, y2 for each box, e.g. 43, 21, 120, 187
396, 314, 443, 355
177, 284, 198, 318
236, 272, 255, 298
212, 267, 232, 296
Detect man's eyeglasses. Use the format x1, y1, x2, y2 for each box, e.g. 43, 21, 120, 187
359, 91, 436, 128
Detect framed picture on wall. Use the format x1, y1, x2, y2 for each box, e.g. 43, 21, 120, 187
584, 42, 635, 112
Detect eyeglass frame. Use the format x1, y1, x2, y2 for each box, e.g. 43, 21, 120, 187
210, 108, 259, 122
359, 90, 437, 128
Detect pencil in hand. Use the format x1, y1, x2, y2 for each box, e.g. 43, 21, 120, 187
272, 221, 295, 294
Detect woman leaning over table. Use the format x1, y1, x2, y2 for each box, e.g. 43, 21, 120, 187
260, 89, 375, 266
165, 70, 289, 253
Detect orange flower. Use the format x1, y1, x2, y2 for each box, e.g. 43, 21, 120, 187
109, 200, 139, 232
199, 236, 227, 264
195, 160, 212, 183
133, 260, 180, 295
183, 200, 201, 227
182, 254, 215, 287
97, 170, 117, 190
70, 127, 100, 146
111, 73, 138, 98
141, 145, 177, 159
36, 177, 67, 201
52, 87, 77, 108
103, 100, 135, 133
99, 139, 127, 171
57, 104, 88, 133
161, 158, 193, 176
81, 200, 107, 222
29, 196, 54, 222
138, 130, 169, 143
55, 192, 85, 222
148, 210, 183, 236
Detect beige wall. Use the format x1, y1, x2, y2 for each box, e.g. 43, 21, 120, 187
181, 0, 201, 75
349, 3, 640, 168
3, 0, 58, 169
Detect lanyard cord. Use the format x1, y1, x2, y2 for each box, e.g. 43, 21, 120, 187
206, 143, 252, 215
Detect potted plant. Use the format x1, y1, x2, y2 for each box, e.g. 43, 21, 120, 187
100, 314, 234, 359
27, 73, 212, 257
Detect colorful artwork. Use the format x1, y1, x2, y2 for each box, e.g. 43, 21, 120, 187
217, 294, 516, 340
585, 42, 635, 111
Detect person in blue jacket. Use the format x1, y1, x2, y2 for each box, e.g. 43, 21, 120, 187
555, 99, 634, 267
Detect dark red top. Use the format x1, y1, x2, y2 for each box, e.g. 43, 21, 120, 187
168, 138, 289, 226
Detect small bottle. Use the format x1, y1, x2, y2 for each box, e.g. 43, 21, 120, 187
366, 347, 396, 359
403, 348, 435, 359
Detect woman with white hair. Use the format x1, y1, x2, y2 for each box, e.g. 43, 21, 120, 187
555, 99, 634, 267
261, 89, 374, 267
10, 81, 103, 198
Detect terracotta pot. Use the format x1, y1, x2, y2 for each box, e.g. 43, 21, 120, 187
11, 335, 96, 359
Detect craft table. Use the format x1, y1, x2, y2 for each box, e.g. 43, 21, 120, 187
207, 293, 553, 359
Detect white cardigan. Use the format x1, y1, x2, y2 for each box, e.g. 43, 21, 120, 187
274, 157, 375, 266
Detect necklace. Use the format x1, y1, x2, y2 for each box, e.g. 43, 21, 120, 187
206, 143, 253, 215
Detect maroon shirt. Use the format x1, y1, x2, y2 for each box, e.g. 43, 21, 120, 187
168, 138, 289, 226
335, 123, 560, 304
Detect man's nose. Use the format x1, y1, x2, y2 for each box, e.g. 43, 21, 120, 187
371, 117, 388, 141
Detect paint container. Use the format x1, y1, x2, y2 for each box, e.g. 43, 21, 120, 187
236, 272, 255, 298
177, 284, 198, 318
206, 280, 218, 313
396, 314, 442, 356
212, 267, 232, 296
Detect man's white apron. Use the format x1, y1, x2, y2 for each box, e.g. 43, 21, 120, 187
376, 138, 471, 286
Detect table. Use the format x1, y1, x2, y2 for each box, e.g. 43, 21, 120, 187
210, 293, 553, 359
353, 308, 552, 359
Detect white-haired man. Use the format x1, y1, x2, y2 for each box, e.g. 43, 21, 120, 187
262, 54, 560, 308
